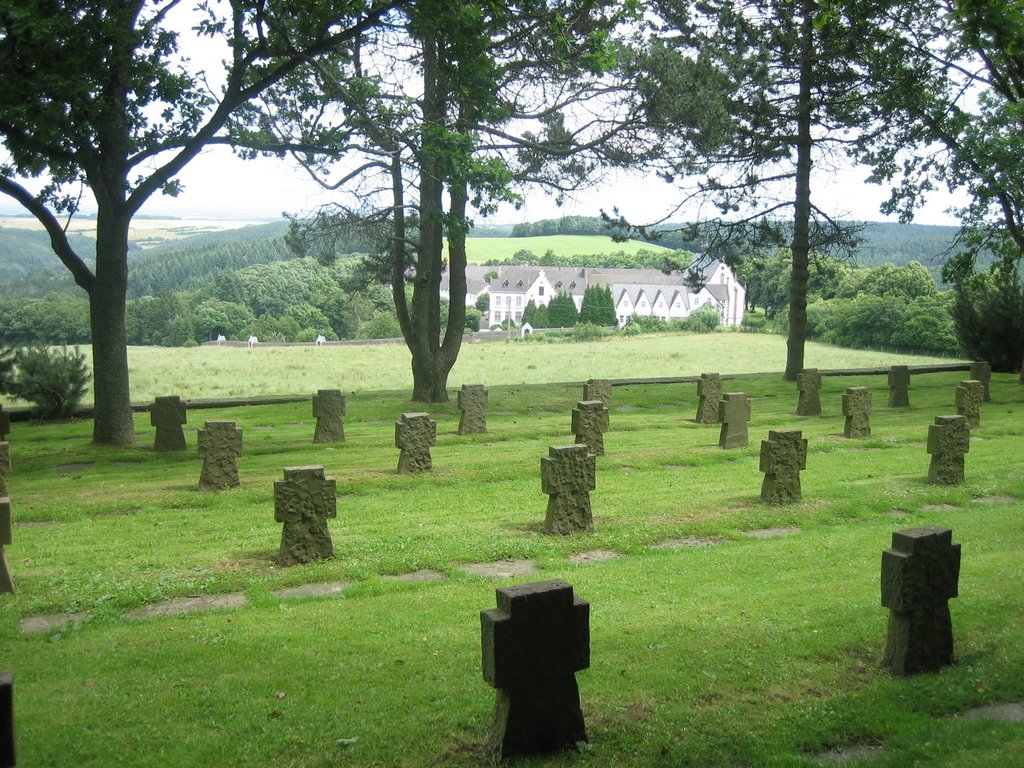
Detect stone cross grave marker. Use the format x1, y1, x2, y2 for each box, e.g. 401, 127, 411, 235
583, 378, 611, 406
0, 669, 12, 767
481, 579, 589, 759
0, 498, 12, 594
760, 429, 807, 504
695, 372, 723, 423
718, 392, 751, 448
796, 368, 822, 416
970, 360, 992, 402
0, 406, 9, 442
458, 384, 488, 435
150, 395, 187, 452
274, 466, 337, 566
881, 526, 960, 676
571, 400, 609, 456
395, 412, 436, 473
927, 415, 969, 485
888, 365, 910, 408
542, 444, 596, 535
312, 389, 346, 443
955, 379, 983, 429
197, 420, 243, 491
0, 443, 8, 498
842, 387, 872, 438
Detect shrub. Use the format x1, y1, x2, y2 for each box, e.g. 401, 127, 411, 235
11, 346, 91, 419
572, 323, 609, 342
683, 304, 721, 333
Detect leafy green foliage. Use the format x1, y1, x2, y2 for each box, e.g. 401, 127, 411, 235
10, 345, 90, 418
546, 291, 579, 327
579, 284, 617, 325
950, 268, 1024, 371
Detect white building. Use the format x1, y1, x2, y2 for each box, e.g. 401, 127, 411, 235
441, 259, 746, 328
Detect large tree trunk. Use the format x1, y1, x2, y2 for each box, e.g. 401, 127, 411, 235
785, 1, 815, 382
90, 206, 135, 444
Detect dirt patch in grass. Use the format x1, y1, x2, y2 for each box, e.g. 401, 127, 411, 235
958, 702, 1024, 721
973, 495, 1017, 505
54, 462, 95, 474
381, 569, 446, 583
569, 550, 620, 565
922, 503, 960, 512
126, 592, 247, 620
662, 464, 688, 471
742, 527, 802, 539
271, 581, 353, 599
649, 537, 722, 549
458, 558, 540, 578
14, 519, 60, 528
20, 611, 90, 635
814, 743, 883, 765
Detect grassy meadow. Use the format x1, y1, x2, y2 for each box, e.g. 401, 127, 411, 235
0, 332, 964, 407
462, 235, 671, 263
1, 352, 1022, 766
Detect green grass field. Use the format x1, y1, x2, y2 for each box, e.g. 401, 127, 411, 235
464, 234, 671, 263
1, 359, 1022, 766
0, 332, 963, 408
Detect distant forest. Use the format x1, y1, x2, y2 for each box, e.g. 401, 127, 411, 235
0, 215, 978, 301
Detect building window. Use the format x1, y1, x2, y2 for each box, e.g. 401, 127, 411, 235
515, 296, 522, 306
538, 286, 545, 296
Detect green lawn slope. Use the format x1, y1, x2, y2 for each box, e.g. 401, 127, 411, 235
464, 234, 672, 263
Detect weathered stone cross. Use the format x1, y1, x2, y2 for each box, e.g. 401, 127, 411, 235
926, 415, 969, 485
887, 365, 910, 408
541, 445, 596, 535
150, 395, 187, 452
481, 579, 590, 759
458, 384, 488, 435
395, 412, 436, 473
718, 392, 751, 448
796, 368, 821, 416
0, 497, 12, 593
759, 429, 807, 504
0, 406, 9, 442
312, 389, 346, 443
955, 379, 983, 429
197, 421, 243, 491
970, 360, 991, 402
842, 387, 872, 438
881, 526, 960, 676
274, 466, 337, 566
695, 372, 723, 423
583, 378, 611, 406
571, 400, 609, 456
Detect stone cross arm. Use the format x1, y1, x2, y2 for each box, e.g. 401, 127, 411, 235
481, 580, 590, 690
273, 466, 337, 524
881, 526, 961, 611
541, 445, 596, 495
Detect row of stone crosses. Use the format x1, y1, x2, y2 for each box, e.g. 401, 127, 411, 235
0, 362, 992, 763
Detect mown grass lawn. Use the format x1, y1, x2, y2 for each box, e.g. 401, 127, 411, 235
1, 367, 1021, 767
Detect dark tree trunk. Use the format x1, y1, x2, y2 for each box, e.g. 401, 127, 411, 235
785, 1, 815, 382
90, 206, 135, 444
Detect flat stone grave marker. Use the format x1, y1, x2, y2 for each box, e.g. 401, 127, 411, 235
0, 443, 8, 497
481, 579, 589, 759
842, 387, 872, 438
312, 389, 346, 443
127, 592, 247, 620
759, 429, 807, 504
0, 498, 12, 594
695, 372, 723, 423
583, 378, 611, 406
0, 407, 9, 442
970, 360, 992, 402
395, 412, 436, 473
718, 392, 751, 448
197, 420, 243, 491
458, 384, 488, 434
460, 559, 540, 579
0, 670, 12, 767
542, 444, 596, 535
881, 525, 960, 676
150, 395, 187, 452
796, 368, 822, 416
888, 365, 910, 408
927, 415, 969, 485
274, 466, 337, 566
571, 400, 609, 456
955, 379, 983, 429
